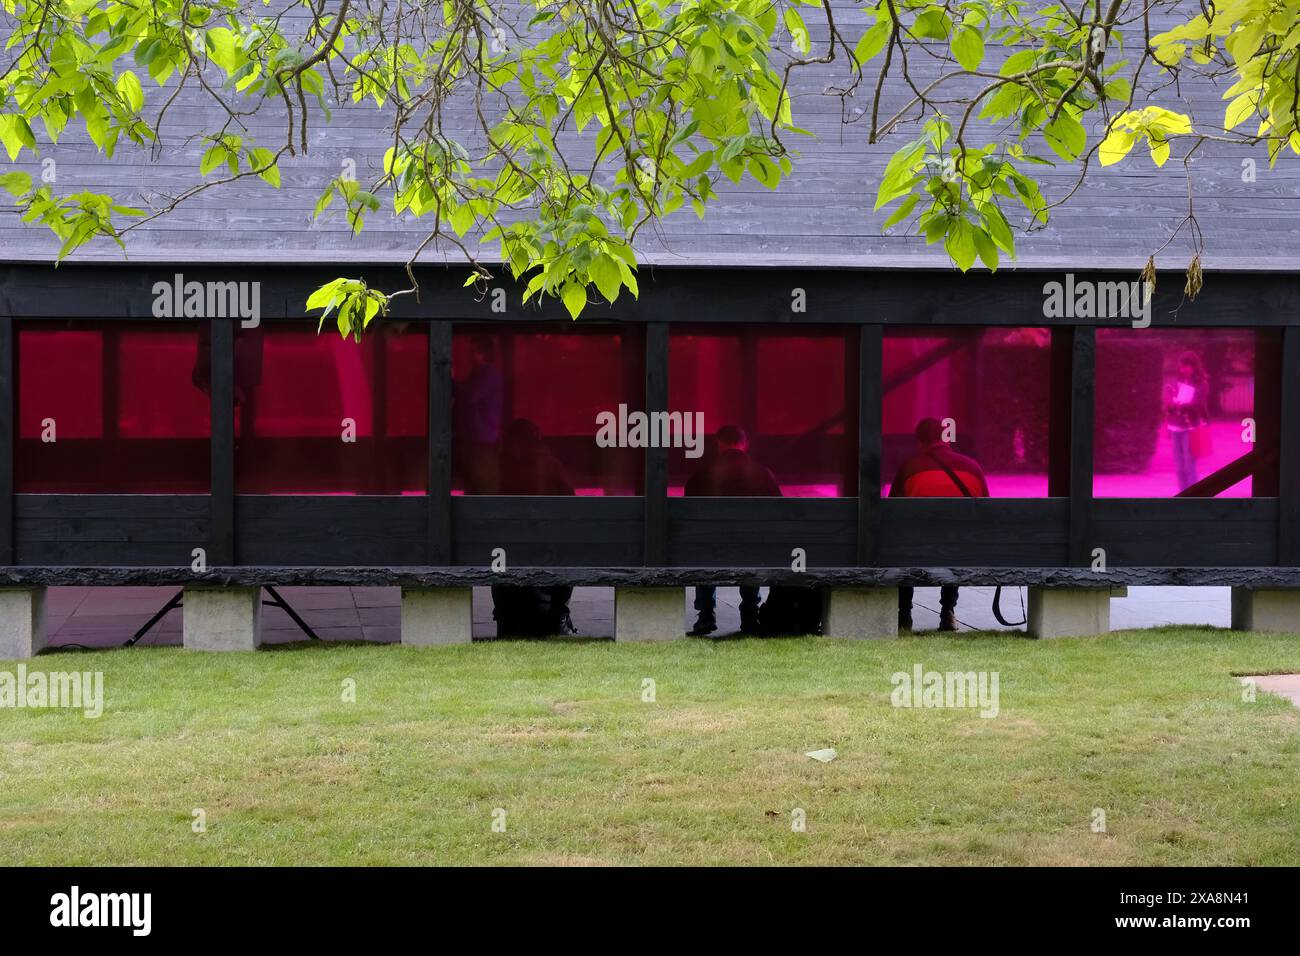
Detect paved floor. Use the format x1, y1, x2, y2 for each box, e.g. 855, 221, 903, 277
1247, 674, 1300, 708
44, 584, 1237, 648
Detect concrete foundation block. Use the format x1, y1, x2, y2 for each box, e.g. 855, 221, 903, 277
823, 587, 898, 639
0, 587, 48, 659
615, 587, 684, 641
400, 587, 473, 646
1027, 587, 1110, 639
1231, 588, 1300, 633
183, 586, 263, 651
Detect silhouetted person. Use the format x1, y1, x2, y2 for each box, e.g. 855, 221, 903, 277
890, 417, 989, 632
1164, 349, 1210, 491
490, 419, 578, 636
685, 425, 781, 635
453, 334, 502, 494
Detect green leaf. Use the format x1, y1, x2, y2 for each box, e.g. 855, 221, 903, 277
912, 9, 952, 40
1224, 89, 1261, 131
0, 115, 37, 161
944, 218, 977, 271
199, 144, 225, 176
747, 154, 780, 188
1043, 113, 1085, 161
951, 27, 984, 72
784, 9, 810, 55
449, 203, 475, 237
590, 255, 622, 304
115, 71, 144, 112
561, 280, 588, 319
854, 21, 891, 65
875, 141, 926, 210
247, 147, 280, 187
1098, 128, 1138, 166
1147, 134, 1171, 167
0, 171, 32, 198
881, 192, 920, 229
970, 224, 999, 270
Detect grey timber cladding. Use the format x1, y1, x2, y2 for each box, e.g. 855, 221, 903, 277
0, 1, 1296, 271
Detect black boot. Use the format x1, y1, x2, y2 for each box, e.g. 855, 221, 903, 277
938, 608, 958, 632
689, 614, 717, 637
898, 610, 913, 632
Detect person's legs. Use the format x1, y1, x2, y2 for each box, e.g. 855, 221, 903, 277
938, 585, 959, 632
1172, 430, 1195, 491
739, 585, 761, 633
690, 586, 717, 636
547, 585, 576, 635
898, 586, 914, 631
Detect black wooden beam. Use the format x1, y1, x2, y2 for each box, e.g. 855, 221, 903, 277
4, 562, 1299, 590
209, 320, 235, 565
857, 325, 882, 564
1068, 326, 1095, 566
1047, 327, 1073, 497
0, 318, 13, 565
1278, 326, 1300, 565
644, 322, 669, 565
2, 264, 1296, 329
427, 320, 452, 564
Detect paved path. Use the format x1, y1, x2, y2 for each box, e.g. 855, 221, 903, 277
1248, 674, 1300, 707
42, 584, 1240, 648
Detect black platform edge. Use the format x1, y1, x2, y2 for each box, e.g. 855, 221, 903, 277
0, 566, 1296, 588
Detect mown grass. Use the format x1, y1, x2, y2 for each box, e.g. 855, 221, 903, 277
1, 627, 1298, 865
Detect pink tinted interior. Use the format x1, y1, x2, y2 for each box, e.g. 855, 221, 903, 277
1093, 328, 1275, 497
668, 328, 854, 497
234, 323, 428, 494
16, 322, 211, 492
883, 327, 1052, 497
451, 325, 644, 495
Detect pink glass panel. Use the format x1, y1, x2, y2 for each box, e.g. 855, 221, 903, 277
234, 323, 428, 494
16, 322, 211, 493
668, 328, 854, 496
883, 327, 1052, 497
451, 325, 644, 495
1093, 328, 1275, 497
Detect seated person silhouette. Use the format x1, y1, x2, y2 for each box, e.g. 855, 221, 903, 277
889, 417, 989, 632
684, 425, 782, 636
490, 419, 578, 636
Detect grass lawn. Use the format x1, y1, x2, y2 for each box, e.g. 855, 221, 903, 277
1, 627, 1298, 866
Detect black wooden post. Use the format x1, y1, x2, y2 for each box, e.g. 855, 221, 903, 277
1047, 327, 1074, 497
209, 319, 235, 565
1277, 325, 1300, 566
644, 322, 669, 565
857, 325, 882, 565
428, 320, 452, 565
1068, 326, 1095, 566
0, 317, 13, 565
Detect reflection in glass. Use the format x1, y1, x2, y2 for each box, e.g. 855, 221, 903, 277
234, 322, 428, 494
1094, 328, 1278, 497
452, 325, 643, 495
883, 327, 1052, 497
16, 322, 211, 493
668, 327, 854, 496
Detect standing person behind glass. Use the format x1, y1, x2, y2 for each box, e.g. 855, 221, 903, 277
1164, 350, 1210, 492
685, 425, 782, 636
452, 333, 503, 494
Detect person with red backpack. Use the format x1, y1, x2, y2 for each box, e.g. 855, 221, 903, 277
889, 417, 989, 632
